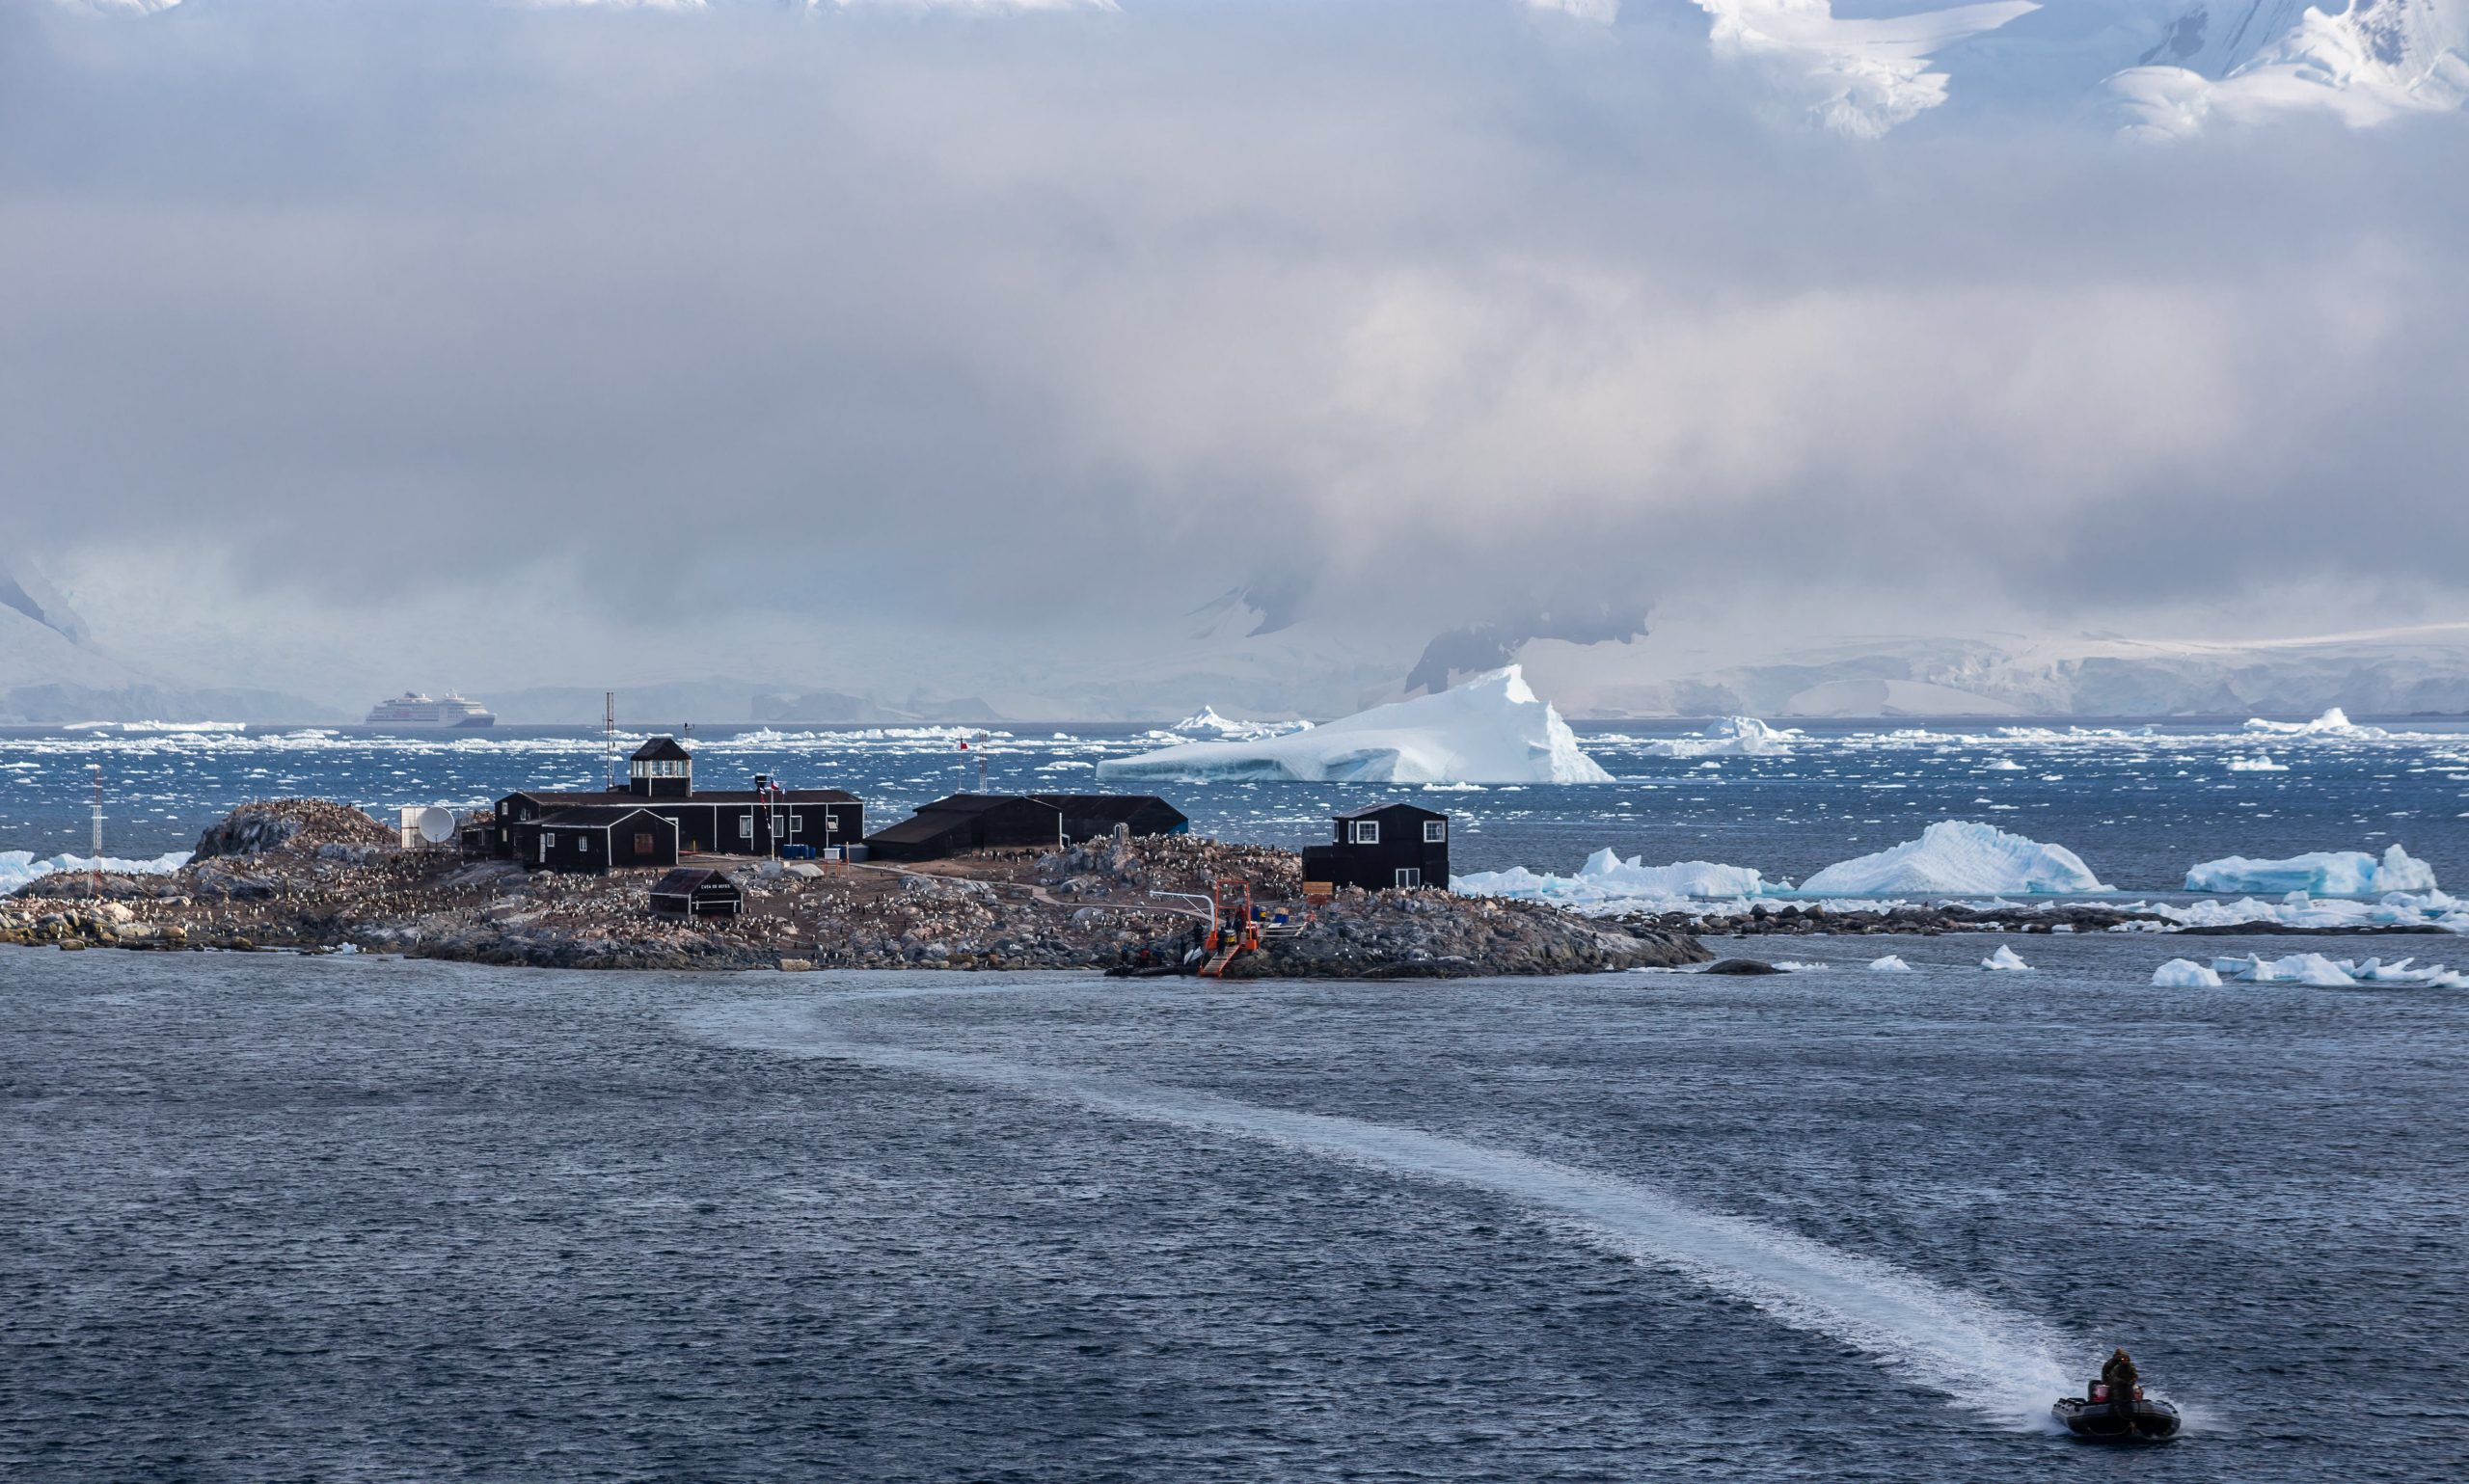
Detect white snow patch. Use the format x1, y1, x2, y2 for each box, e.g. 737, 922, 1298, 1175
2184, 844, 2437, 896
1801, 821, 2109, 896
1098, 666, 1611, 786
1980, 944, 2032, 972
2151, 958, 2222, 988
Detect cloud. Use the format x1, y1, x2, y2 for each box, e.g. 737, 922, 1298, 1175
2, 0, 2466, 709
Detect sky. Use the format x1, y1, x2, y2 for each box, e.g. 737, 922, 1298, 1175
4, 0, 2468, 717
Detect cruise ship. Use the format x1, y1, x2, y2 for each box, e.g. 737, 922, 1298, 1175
364, 690, 497, 729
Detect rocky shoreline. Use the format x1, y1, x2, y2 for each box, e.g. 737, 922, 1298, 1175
1, 800, 1708, 978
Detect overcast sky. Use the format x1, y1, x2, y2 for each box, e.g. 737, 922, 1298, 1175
5, 0, 2467, 707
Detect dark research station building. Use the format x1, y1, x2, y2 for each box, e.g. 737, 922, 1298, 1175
1302, 802, 1451, 892
485, 737, 863, 874
864, 792, 1189, 862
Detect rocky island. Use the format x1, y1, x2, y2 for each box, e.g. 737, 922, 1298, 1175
0, 799, 1708, 977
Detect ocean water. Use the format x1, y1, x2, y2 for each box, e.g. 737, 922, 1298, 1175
3, 718, 2466, 889
3, 938, 2464, 1481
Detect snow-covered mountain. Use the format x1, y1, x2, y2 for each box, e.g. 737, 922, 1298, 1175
1515, 622, 2469, 717
48, 0, 2469, 136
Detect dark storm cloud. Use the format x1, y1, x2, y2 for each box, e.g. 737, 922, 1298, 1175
3, 0, 2467, 671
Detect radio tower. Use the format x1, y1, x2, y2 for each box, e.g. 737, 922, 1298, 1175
90, 765, 103, 897
603, 691, 617, 791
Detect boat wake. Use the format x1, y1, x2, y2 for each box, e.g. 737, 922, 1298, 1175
685, 988, 2081, 1428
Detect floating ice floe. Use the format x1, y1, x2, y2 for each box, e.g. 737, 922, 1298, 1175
1455, 849, 1780, 906
2184, 844, 2437, 896
1980, 944, 2032, 971
2151, 958, 2223, 987
1631, 716, 1800, 758
2242, 707, 2388, 740
2210, 953, 2469, 988
0, 849, 190, 897
2223, 754, 2288, 772
2138, 889, 2469, 932
1800, 821, 2110, 896
1097, 666, 1612, 785
1867, 955, 1913, 973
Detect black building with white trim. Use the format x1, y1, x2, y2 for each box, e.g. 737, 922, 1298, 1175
1300, 802, 1450, 892
498, 736, 862, 873
864, 794, 1065, 861
1028, 794, 1189, 844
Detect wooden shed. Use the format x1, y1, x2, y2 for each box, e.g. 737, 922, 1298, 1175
649, 867, 744, 918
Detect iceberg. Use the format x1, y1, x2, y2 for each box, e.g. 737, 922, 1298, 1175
1456, 849, 1780, 907
1867, 955, 1913, 973
1800, 821, 2110, 896
1169, 706, 1311, 741
1, 849, 189, 897
1097, 666, 1613, 786
2241, 707, 2388, 740
2214, 953, 2358, 987
2184, 844, 2437, 897
1980, 944, 2031, 972
2144, 889, 2469, 932
2151, 958, 2223, 988
1635, 716, 1800, 758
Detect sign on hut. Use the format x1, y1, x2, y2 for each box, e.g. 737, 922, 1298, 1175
649, 867, 744, 919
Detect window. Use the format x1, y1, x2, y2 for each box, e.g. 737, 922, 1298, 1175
1424, 820, 1447, 844
788, 816, 803, 835
739, 816, 754, 840
1395, 868, 1422, 888
576, 835, 589, 852
1352, 821, 1380, 845
635, 832, 655, 853
543, 832, 556, 849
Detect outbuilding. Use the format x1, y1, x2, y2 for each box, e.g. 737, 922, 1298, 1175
1300, 801, 1450, 892
1028, 794, 1189, 844
649, 867, 744, 918
863, 794, 1065, 862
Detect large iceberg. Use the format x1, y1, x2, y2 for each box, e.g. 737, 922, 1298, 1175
1456, 849, 1779, 906
1799, 821, 2110, 896
1097, 666, 1613, 785
2184, 845, 2437, 897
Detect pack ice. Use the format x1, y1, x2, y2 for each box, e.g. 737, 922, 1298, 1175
1097, 666, 1613, 786
2184, 844, 2437, 897
0, 849, 188, 897
1631, 716, 1800, 758
1799, 821, 2110, 895
1456, 850, 1778, 905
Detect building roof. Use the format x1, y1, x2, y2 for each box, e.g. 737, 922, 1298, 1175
650, 867, 739, 896
1333, 801, 1449, 822
506, 788, 858, 806
1028, 794, 1185, 822
913, 793, 1061, 814
863, 814, 977, 846
631, 737, 693, 763
536, 805, 676, 830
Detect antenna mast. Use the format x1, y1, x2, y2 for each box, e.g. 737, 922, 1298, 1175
90, 765, 103, 897
604, 691, 616, 791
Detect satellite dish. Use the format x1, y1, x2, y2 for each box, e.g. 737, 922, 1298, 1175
415, 807, 456, 845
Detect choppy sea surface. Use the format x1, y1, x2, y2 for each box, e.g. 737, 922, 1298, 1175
3, 718, 2466, 889
4, 939, 2464, 1481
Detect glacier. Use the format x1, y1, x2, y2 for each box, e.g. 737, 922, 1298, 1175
2184, 844, 2437, 896
1456, 850, 1781, 906
1799, 821, 2110, 895
1096, 666, 1612, 786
